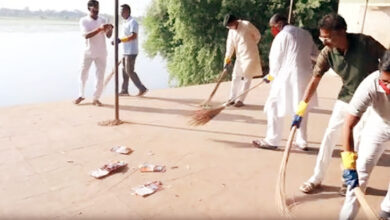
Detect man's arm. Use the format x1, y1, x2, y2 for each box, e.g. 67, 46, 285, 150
120, 32, 137, 42
302, 47, 331, 103
83, 24, 105, 39
105, 24, 113, 38
302, 75, 322, 103
291, 47, 329, 128
224, 30, 235, 67
343, 114, 360, 152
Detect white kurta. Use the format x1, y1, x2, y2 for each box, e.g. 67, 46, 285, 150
264, 25, 319, 117
225, 20, 262, 78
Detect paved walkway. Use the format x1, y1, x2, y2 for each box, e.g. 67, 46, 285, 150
0, 75, 389, 219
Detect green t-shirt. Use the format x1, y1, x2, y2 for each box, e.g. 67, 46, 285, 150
313, 33, 385, 103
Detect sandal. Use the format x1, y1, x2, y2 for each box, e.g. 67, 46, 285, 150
252, 139, 277, 150
299, 181, 320, 193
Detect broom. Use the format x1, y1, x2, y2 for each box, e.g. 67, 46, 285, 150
275, 125, 297, 217
200, 67, 229, 107
189, 78, 266, 126
354, 187, 379, 219
103, 60, 122, 90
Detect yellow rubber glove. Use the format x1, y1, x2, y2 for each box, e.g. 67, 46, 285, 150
119, 37, 130, 43
296, 101, 308, 117
224, 57, 231, 65
266, 74, 274, 81
263, 74, 274, 83
341, 151, 358, 170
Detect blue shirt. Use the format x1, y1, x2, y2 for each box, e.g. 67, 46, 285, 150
122, 16, 138, 55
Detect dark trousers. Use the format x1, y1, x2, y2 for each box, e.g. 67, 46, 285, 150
121, 54, 147, 93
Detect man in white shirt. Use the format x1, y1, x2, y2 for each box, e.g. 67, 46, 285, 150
115, 4, 147, 97
339, 50, 390, 220
223, 14, 262, 107
252, 13, 319, 150
74, 0, 112, 106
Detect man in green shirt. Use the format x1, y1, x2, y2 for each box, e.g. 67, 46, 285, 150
292, 13, 386, 194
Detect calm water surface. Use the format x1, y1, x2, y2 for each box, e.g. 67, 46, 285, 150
0, 18, 171, 107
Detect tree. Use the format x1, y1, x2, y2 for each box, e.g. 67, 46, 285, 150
143, 0, 338, 87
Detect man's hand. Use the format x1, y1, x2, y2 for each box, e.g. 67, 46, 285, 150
341, 151, 359, 189
343, 169, 359, 189
224, 57, 231, 69
263, 74, 274, 83
111, 38, 121, 46
291, 101, 308, 128
103, 24, 113, 31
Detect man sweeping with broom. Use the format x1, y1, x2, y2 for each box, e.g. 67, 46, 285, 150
339, 50, 390, 220
290, 13, 386, 194
223, 14, 263, 107
252, 13, 319, 151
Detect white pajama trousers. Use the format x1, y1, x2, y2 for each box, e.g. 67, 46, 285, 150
264, 101, 308, 147
309, 100, 365, 185
339, 113, 390, 220
78, 55, 107, 100
229, 75, 252, 102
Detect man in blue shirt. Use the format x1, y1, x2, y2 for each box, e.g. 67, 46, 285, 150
116, 4, 147, 96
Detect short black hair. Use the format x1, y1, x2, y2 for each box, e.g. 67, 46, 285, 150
87, 0, 99, 8
223, 14, 238, 27
379, 50, 390, 72
269, 13, 287, 26
121, 4, 131, 14
318, 13, 347, 31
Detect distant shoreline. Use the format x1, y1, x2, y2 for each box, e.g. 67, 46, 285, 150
0, 16, 79, 23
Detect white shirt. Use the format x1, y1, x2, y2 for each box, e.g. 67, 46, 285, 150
79, 15, 107, 58
122, 16, 138, 55
349, 71, 390, 124
265, 25, 319, 116
225, 20, 262, 77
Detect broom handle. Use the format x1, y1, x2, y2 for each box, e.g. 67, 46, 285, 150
103, 60, 122, 90
201, 68, 229, 105
276, 125, 297, 216
227, 79, 266, 105
354, 187, 379, 219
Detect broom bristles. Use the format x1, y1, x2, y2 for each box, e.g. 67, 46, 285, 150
275, 126, 297, 217
189, 106, 225, 126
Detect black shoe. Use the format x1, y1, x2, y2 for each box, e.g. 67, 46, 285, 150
92, 99, 103, 106
137, 89, 148, 96
234, 101, 244, 107
119, 91, 129, 96
73, 97, 85, 105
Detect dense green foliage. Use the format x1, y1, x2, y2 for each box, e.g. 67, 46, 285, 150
143, 0, 338, 86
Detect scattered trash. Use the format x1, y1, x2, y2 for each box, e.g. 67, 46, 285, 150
132, 181, 163, 197
147, 151, 154, 156
139, 163, 166, 172
110, 146, 133, 155
90, 161, 127, 178
170, 166, 179, 169
66, 160, 74, 163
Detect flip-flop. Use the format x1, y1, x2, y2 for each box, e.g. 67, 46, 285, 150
299, 181, 320, 193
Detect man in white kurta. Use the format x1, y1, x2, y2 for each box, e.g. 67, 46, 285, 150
74, 0, 112, 106
223, 14, 262, 107
339, 50, 390, 220
252, 13, 318, 150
